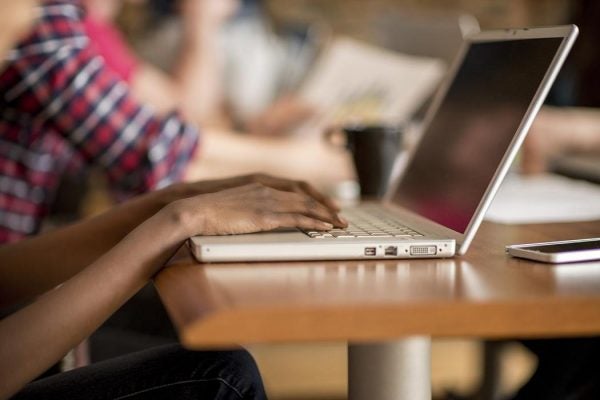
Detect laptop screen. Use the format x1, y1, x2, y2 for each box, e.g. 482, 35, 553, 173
392, 37, 563, 233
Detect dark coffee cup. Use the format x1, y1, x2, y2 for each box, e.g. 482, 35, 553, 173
325, 124, 404, 198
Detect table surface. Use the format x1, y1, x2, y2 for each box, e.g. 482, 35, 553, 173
154, 220, 600, 349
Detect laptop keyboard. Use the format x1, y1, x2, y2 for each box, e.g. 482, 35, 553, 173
302, 206, 423, 239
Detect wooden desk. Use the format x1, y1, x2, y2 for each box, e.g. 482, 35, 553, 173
155, 220, 600, 399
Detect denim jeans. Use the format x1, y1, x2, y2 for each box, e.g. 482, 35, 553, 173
12, 344, 267, 400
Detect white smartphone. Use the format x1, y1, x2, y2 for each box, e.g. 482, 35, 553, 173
506, 238, 600, 264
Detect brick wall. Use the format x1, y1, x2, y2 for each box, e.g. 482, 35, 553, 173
267, 0, 574, 43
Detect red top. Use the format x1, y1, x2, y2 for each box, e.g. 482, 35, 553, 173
82, 13, 138, 82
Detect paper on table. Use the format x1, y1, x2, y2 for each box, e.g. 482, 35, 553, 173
485, 173, 600, 224
298, 37, 446, 131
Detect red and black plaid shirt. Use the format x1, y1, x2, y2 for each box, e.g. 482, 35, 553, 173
0, 1, 199, 243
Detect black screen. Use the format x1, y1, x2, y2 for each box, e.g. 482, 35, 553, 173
526, 240, 600, 254
393, 38, 563, 233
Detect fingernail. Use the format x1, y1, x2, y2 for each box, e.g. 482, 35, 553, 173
321, 222, 334, 230
338, 216, 348, 225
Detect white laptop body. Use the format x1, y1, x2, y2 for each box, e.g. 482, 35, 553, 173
190, 25, 578, 263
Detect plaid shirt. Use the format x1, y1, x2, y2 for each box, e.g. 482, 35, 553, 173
0, 1, 199, 243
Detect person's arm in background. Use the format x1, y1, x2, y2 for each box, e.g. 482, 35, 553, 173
521, 106, 600, 174
131, 0, 239, 125
245, 94, 315, 136
0, 1, 37, 58
130, 0, 316, 135
0, 182, 342, 399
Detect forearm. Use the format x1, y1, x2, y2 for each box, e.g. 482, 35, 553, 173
0, 175, 257, 306
0, 208, 187, 399
129, 2, 229, 124
566, 107, 600, 153
0, 187, 180, 307
173, 23, 225, 122
0, 172, 340, 307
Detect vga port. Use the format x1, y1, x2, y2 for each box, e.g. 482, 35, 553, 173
410, 245, 437, 256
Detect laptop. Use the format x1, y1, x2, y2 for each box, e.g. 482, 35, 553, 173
190, 25, 578, 262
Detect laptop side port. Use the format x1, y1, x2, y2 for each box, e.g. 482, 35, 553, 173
410, 245, 438, 256
384, 246, 398, 256
364, 247, 377, 256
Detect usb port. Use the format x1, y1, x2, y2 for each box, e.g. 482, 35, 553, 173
364, 247, 376, 256
384, 246, 398, 256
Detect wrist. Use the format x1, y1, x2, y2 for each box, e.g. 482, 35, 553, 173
114, 205, 190, 280
160, 198, 205, 241
182, 15, 222, 42
182, 33, 221, 59
571, 109, 600, 152
157, 183, 196, 205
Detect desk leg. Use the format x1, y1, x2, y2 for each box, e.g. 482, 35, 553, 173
348, 337, 431, 400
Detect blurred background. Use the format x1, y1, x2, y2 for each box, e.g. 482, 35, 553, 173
117, 0, 572, 129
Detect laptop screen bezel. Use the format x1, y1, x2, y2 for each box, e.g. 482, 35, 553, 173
383, 25, 579, 255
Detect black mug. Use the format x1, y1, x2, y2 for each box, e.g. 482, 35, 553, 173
325, 124, 404, 199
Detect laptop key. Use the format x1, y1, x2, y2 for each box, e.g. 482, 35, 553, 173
302, 206, 423, 239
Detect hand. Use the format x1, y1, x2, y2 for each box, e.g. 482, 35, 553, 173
169, 182, 347, 237
181, 0, 240, 33
521, 107, 570, 174
522, 106, 600, 175
171, 173, 342, 213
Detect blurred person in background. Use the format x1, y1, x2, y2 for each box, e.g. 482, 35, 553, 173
521, 0, 600, 175
522, 106, 600, 174
508, 2, 600, 400
218, 0, 318, 135
0, 0, 324, 242
82, 0, 239, 126
0, 0, 199, 243
132, 0, 317, 135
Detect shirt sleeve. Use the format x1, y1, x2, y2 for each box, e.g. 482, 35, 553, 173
4, 9, 199, 195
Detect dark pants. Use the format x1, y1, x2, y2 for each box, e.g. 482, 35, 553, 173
12, 344, 267, 400
89, 284, 180, 362
511, 336, 600, 400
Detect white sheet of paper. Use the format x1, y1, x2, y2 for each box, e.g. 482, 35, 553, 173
299, 37, 446, 129
485, 173, 600, 224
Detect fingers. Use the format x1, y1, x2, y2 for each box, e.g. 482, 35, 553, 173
236, 183, 345, 228
219, 174, 341, 214
272, 190, 346, 228
252, 174, 341, 212
520, 137, 547, 175
296, 180, 341, 212
183, 182, 346, 236
262, 213, 334, 232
